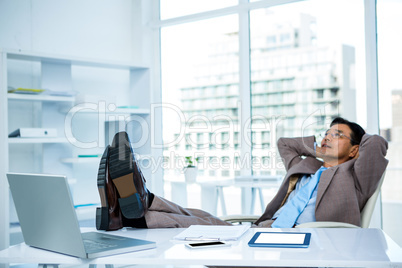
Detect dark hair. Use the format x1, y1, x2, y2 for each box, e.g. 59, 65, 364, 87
330, 117, 365, 146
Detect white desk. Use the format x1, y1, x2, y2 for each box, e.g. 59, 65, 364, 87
1, 227, 402, 267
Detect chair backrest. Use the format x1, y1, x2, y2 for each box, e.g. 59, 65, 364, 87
360, 171, 386, 228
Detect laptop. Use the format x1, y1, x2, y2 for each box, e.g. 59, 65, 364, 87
7, 172, 156, 258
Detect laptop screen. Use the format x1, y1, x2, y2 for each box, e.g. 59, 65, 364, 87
7, 173, 87, 258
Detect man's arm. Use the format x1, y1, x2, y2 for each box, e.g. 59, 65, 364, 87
353, 134, 388, 195
277, 136, 317, 171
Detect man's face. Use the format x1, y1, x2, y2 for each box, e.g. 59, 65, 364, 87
320, 123, 358, 165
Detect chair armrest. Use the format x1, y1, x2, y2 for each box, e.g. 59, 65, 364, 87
295, 221, 360, 228
220, 216, 361, 228
219, 214, 259, 224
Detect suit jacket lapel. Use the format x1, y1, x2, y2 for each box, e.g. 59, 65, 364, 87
316, 166, 338, 208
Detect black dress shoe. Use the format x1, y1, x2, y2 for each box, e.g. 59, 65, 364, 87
96, 145, 123, 231
109, 131, 149, 219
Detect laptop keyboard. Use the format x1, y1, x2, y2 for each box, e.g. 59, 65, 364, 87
83, 239, 117, 251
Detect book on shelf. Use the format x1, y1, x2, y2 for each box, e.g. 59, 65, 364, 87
8, 87, 45, 94
8, 87, 76, 97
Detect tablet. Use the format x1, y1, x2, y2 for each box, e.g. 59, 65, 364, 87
248, 232, 311, 248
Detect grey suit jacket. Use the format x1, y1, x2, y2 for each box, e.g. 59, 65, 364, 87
255, 134, 388, 227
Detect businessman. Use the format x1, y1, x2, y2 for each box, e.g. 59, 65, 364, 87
95, 117, 388, 230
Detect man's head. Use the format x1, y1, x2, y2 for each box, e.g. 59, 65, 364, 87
329, 117, 365, 146
320, 117, 365, 167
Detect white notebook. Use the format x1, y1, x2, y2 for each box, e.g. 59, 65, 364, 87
173, 225, 250, 241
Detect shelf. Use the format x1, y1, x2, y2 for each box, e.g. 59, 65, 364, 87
3, 49, 148, 71
66, 105, 150, 115
63, 105, 150, 119
9, 225, 21, 234
109, 108, 150, 115
84, 108, 150, 115
61, 154, 151, 164
60, 157, 101, 164
8, 93, 75, 102
8, 137, 69, 144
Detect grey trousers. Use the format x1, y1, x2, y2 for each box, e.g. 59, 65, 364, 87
144, 196, 232, 228
144, 196, 274, 228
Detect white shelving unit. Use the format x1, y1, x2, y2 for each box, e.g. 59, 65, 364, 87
0, 49, 152, 248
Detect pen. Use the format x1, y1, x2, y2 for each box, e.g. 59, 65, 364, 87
184, 236, 220, 241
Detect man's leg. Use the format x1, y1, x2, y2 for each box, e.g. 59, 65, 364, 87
145, 196, 232, 228
97, 131, 230, 230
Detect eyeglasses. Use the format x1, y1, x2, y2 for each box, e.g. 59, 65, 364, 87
320, 130, 355, 143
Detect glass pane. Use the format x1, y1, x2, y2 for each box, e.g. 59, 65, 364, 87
377, 0, 402, 246
161, 15, 240, 192
249, 0, 365, 176
160, 0, 238, 20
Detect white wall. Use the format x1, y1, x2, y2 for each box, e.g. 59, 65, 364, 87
0, 0, 137, 61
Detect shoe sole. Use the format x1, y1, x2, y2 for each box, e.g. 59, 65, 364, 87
96, 145, 110, 230
109, 132, 144, 219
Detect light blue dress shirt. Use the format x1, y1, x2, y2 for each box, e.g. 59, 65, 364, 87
272, 174, 318, 225
272, 141, 321, 225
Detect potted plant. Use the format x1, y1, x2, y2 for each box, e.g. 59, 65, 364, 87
184, 156, 199, 183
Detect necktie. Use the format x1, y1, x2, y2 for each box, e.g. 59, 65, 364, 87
272, 166, 327, 228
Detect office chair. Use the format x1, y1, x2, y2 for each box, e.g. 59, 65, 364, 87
220, 171, 386, 228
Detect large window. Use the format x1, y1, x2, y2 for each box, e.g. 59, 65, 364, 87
377, 0, 402, 245
161, 15, 240, 183
378, 0, 402, 201
160, 0, 367, 184
249, 0, 366, 176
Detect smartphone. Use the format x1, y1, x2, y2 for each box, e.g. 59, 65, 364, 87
185, 241, 230, 249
